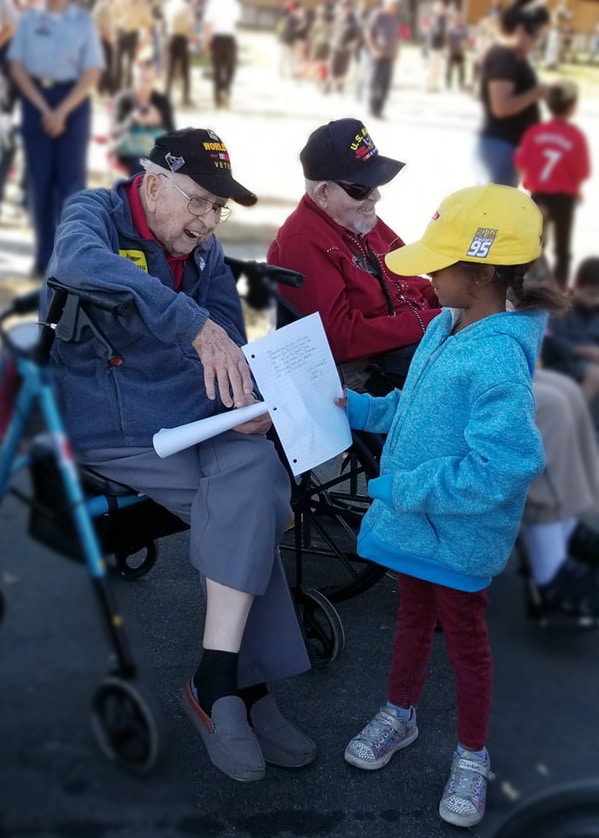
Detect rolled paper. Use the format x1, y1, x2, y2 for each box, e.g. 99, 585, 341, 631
153, 401, 270, 458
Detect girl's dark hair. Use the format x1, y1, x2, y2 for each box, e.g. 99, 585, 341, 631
574, 257, 599, 289
500, 0, 550, 35
458, 260, 569, 315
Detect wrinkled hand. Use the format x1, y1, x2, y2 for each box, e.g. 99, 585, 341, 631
232, 392, 272, 436
192, 318, 253, 408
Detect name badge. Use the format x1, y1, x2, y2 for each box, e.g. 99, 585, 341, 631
119, 249, 148, 272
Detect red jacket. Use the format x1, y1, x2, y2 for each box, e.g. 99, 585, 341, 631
267, 195, 440, 363
514, 118, 591, 198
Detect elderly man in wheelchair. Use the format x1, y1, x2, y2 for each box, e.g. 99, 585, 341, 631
37, 127, 316, 783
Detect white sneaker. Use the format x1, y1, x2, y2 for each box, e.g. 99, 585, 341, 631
439, 748, 494, 827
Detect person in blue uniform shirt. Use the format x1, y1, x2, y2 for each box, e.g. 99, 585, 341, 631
7, 0, 104, 276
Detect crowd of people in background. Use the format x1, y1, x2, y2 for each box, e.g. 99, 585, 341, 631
0, 0, 595, 322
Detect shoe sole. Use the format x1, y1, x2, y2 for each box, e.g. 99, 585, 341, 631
439, 803, 484, 828
181, 682, 265, 783
344, 727, 419, 771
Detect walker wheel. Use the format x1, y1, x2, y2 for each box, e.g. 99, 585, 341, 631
114, 541, 157, 580
297, 588, 345, 667
90, 676, 162, 773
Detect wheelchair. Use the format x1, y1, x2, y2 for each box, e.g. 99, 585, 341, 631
0, 259, 384, 773
489, 778, 599, 838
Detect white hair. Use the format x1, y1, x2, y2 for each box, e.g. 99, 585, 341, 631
140, 159, 166, 177
305, 177, 326, 197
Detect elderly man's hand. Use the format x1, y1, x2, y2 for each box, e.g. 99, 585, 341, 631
192, 319, 254, 408
232, 393, 272, 435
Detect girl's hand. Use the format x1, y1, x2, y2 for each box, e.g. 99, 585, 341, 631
334, 390, 348, 409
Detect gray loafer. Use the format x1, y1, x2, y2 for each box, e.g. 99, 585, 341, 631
249, 694, 316, 768
183, 680, 265, 782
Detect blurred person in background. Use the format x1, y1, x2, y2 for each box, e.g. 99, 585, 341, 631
0, 0, 18, 219
514, 80, 591, 289
304, 2, 332, 90
326, 1, 362, 94
425, 0, 447, 92
92, 0, 117, 97
7, 0, 103, 276
112, 0, 154, 92
445, 9, 469, 91
477, 0, 549, 186
111, 49, 175, 177
364, 0, 400, 119
163, 0, 196, 108
202, 0, 240, 109
541, 257, 599, 404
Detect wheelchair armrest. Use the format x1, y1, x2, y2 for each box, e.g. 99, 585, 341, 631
46, 278, 134, 317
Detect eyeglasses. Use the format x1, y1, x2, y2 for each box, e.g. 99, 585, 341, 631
333, 181, 377, 201
158, 173, 231, 222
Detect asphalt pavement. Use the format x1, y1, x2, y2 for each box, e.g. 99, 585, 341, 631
1, 30, 599, 838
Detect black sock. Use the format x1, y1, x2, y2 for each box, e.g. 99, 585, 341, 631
238, 682, 269, 722
193, 649, 239, 716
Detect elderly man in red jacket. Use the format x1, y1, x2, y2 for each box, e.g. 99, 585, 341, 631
267, 118, 440, 394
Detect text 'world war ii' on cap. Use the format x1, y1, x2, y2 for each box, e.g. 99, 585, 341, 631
148, 127, 257, 206
300, 118, 405, 186
385, 184, 543, 276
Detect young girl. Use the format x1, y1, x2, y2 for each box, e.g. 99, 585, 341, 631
337, 184, 567, 828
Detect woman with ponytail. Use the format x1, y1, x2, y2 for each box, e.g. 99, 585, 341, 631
478, 0, 550, 185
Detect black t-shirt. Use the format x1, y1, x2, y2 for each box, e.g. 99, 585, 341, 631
480, 44, 540, 145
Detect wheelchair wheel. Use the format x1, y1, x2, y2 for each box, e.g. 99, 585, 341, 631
282, 431, 387, 603
113, 542, 157, 580
296, 588, 345, 667
90, 676, 162, 774
490, 778, 599, 838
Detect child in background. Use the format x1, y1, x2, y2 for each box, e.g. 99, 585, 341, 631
336, 184, 567, 828
514, 80, 591, 289
541, 256, 599, 403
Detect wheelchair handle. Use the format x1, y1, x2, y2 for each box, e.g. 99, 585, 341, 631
47, 278, 134, 317
224, 257, 304, 288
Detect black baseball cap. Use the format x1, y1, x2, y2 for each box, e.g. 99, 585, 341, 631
300, 118, 405, 186
148, 127, 257, 206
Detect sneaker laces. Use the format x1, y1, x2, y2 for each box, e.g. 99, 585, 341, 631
444, 755, 494, 810
360, 707, 410, 743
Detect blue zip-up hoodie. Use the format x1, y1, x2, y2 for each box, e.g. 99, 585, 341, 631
346, 307, 547, 592
40, 179, 246, 451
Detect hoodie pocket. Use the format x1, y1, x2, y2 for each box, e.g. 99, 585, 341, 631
373, 503, 441, 557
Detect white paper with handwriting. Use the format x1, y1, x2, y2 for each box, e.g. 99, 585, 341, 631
243, 313, 351, 476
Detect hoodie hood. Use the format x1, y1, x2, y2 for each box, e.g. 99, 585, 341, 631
447, 306, 548, 377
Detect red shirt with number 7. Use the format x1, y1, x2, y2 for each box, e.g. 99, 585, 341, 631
514, 117, 591, 198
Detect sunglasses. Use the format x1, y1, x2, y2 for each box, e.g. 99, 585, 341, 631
333, 181, 377, 201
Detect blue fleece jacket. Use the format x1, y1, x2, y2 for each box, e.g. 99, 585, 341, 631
40, 179, 246, 451
346, 307, 547, 592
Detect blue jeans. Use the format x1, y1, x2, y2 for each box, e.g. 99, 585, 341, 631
476, 135, 519, 187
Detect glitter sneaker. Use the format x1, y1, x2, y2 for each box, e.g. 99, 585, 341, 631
439, 748, 494, 828
344, 704, 418, 770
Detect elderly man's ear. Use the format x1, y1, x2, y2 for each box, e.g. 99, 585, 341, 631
311, 181, 329, 209
143, 171, 162, 209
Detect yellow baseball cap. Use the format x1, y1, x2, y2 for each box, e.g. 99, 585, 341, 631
385, 184, 543, 276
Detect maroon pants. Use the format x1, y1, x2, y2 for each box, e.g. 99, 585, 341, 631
388, 574, 492, 751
